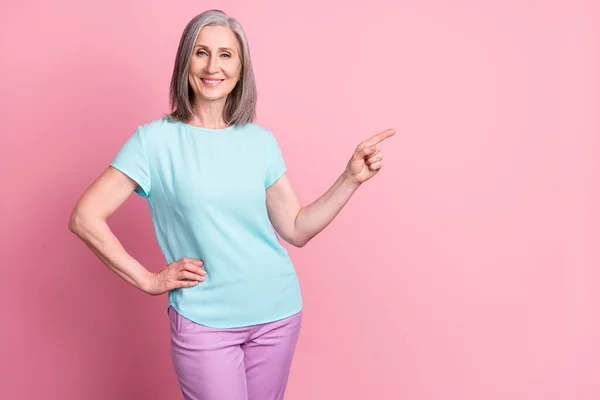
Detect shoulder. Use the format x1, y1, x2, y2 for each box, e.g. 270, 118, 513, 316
136, 117, 173, 136
240, 122, 281, 142
236, 122, 269, 134
233, 122, 277, 145
131, 117, 183, 148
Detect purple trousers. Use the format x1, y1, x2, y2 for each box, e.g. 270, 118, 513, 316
168, 306, 303, 400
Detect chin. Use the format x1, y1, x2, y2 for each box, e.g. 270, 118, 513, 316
202, 94, 230, 102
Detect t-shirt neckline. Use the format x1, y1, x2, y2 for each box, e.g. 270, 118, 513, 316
171, 119, 236, 133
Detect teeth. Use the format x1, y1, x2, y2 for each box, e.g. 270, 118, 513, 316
203, 79, 221, 84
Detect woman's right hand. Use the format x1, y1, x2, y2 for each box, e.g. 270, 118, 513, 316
143, 258, 207, 296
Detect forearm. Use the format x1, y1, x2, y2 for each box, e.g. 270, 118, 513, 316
69, 214, 151, 293
293, 171, 360, 246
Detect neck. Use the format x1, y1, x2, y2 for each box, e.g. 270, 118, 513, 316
188, 97, 228, 129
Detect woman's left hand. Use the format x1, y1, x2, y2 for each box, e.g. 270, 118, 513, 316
345, 128, 395, 186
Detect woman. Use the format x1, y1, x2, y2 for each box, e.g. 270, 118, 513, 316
69, 9, 394, 400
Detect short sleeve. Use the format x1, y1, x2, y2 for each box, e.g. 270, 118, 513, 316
110, 127, 151, 198
264, 131, 287, 189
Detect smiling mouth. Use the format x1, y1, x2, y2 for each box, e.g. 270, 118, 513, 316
201, 78, 224, 87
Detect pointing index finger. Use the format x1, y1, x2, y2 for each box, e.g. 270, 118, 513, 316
363, 129, 395, 147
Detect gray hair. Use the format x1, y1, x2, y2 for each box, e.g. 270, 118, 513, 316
165, 9, 257, 125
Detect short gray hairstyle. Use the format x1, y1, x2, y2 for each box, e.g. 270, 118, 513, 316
165, 9, 257, 125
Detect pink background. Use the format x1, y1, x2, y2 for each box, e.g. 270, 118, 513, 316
1, 0, 598, 399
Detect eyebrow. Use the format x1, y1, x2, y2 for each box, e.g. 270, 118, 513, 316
194, 45, 235, 52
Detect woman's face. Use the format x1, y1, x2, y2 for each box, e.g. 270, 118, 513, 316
188, 25, 242, 103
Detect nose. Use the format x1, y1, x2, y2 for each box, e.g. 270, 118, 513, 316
206, 54, 219, 74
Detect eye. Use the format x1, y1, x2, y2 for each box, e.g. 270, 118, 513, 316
197, 50, 208, 56
221, 53, 231, 58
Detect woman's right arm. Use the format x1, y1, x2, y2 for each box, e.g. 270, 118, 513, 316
68, 166, 154, 293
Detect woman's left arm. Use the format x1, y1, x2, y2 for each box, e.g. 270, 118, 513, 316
266, 128, 395, 247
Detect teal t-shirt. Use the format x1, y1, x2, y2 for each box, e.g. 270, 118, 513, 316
110, 117, 303, 328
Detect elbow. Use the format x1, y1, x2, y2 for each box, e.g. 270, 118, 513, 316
68, 210, 87, 235
291, 211, 309, 248
292, 235, 309, 248
68, 213, 80, 233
